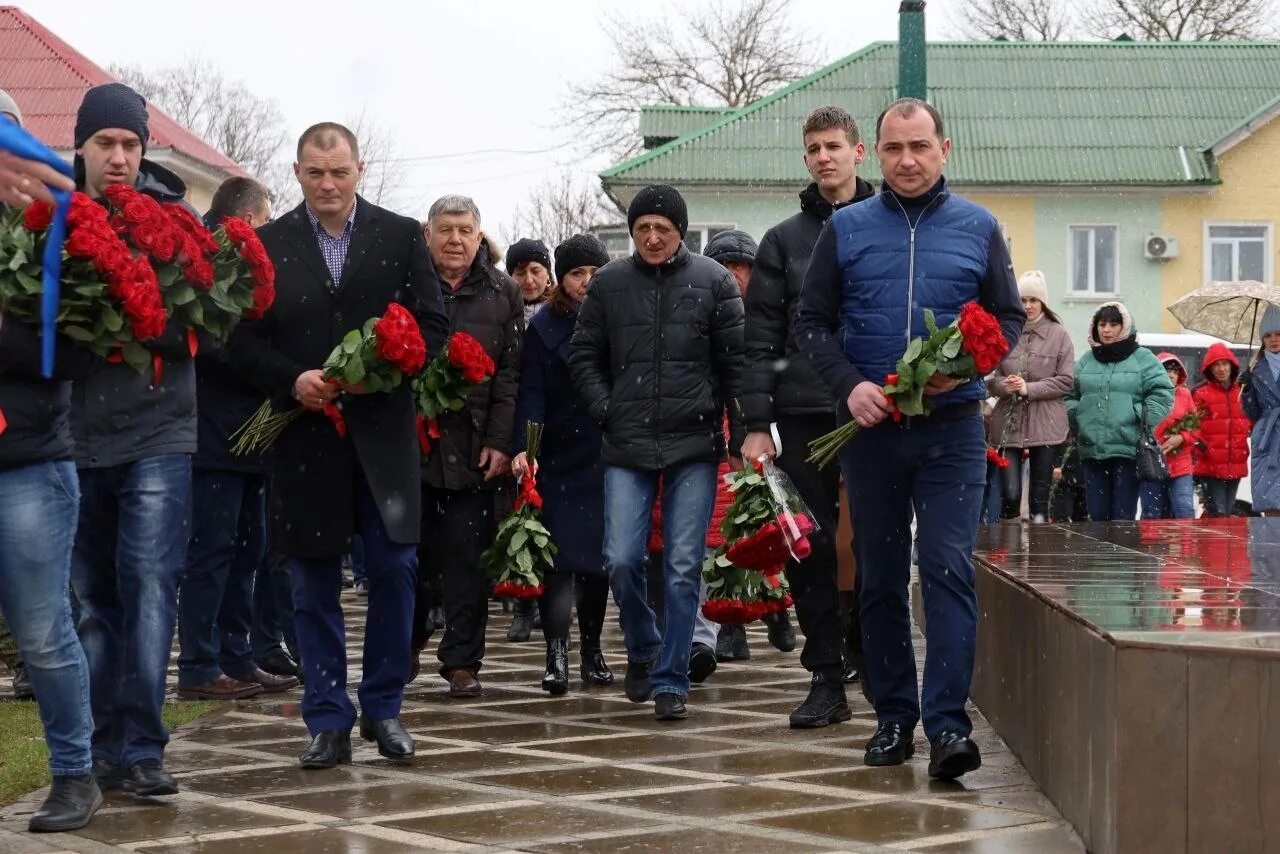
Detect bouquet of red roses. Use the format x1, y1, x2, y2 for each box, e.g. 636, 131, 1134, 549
986, 446, 1010, 470
0, 194, 168, 373
411, 330, 496, 454
701, 459, 814, 624
808, 302, 1010, 467
482, 422, 554, 599
231, 302, 426, 453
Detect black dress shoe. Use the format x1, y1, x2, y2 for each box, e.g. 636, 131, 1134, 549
730, 624, 751, 660
12, 662, 33, 699
763, 610, 797, 652
299, 730, 352, 769
688, 642, 717, 684
654, 692, 688, 720
542, 639, 569, 695
28, 774, 102, 832
928, 730, 982, 780
789, 671, 852, 728
624, 658, 653, 703
579, 646, 614, 686
359, 717, 414, 760
127, 759, 178, 796
91, 758, 127, 792
715, 625, 736, 662
864, 721, 915, 767
257, 650, 300, 678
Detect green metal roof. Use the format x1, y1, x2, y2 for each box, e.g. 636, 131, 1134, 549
638, 105, 739, 143
602, 41, 1280, 188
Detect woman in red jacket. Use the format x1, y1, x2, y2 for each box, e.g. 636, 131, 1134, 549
1192, 343, 1251, 516
1140, 354, 1202, 519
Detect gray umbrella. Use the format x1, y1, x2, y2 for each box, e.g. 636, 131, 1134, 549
1167, 280, 1280, 348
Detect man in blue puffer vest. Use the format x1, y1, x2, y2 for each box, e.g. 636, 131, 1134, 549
796, 98, 1024, 780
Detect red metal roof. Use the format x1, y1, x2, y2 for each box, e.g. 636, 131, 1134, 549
0, 5, 246, 175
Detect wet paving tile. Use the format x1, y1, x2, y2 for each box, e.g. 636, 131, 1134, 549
571, 709, 769, 731
655, 748, 858, 776
434, 720, 615, 744
936, 786, 1066, 817
539, 733, 717, 761
918, 823, 1085, 852
603, 782, 849, 815
478, 696, 636, 718
73, 802, 295, 845
145, 827, 428, 853
252, 780, 510, 818
361, 747, 572, 774
752, 800, 1044, 843
379, 802, 659, 844
183, 721, 308, 746
789, 760, 1035, 794
182, 764, 389, 797
527, 826, 830, 853
471, 764, 698, 795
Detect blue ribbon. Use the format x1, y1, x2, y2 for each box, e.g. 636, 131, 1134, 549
0, 120, 74, 378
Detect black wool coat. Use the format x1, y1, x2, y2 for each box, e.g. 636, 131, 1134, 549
229, 198, 450, 558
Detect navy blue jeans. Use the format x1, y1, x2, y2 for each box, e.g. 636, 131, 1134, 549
603, 460, 716, 699
0, 461, 93, 776
1083, 458, 1140, 521
841, 415, 985, 741
71, 454, 191, 768
1139, 474, 1195, 519
178, 470, 265, 685
252, 550, 297, 664
291, 476, 416, 734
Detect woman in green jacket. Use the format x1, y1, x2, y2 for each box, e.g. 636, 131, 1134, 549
1065, 302, 1174, 521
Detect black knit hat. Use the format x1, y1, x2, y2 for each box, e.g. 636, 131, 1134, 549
704, 229, 758, 266
627, 184, 688, 237
505, 237, 553, 278
554, 233, 611, 282
75, 83, 149, 150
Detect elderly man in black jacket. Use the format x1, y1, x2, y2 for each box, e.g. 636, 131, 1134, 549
571, 184, 744, 721
230, 123, 449, 770
414, 195, 523, 699
740, 105, 877, 730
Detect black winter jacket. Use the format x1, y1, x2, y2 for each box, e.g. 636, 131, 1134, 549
0, 317, 99, 470
570, 245, 744, 470
741, 179, 875, 431
71, 160, 199, 468
422, 246, 524, 492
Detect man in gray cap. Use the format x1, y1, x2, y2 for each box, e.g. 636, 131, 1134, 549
68, 82, 197, 801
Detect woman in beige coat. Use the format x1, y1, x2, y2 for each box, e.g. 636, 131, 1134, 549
987, 271, 1075, 522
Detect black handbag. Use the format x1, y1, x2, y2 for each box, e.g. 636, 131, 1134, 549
1135, 407, 1170, 482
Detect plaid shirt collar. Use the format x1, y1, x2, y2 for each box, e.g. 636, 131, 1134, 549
305, 199, 357, 237
305, 199, 357, 284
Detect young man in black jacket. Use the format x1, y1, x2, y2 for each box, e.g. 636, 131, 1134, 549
571, 185, 744, 721
740, 106, 876, 729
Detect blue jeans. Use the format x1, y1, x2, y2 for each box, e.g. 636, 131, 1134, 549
0, 461, 93, 776
841, 415, 986, 741
291, 476, 416, 733
178, 471, 265, 685
1083, 458, 1140, 521
71, 454, 191, 768
252, 550, 297, 664
603, 460, 716, 699
1140, 474, 1195, 519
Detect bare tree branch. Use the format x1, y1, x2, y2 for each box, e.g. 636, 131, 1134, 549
345, 108, 411, 212
953, 0, 1076, 39
564, 0, 815, 158
501, 172, 615, 251
1081, 0, 1278, 40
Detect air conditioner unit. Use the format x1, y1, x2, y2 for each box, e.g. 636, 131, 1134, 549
1144, 233, 1180, 260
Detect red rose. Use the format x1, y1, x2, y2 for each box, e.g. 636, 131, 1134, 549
67, 193, 108, 229
245, 282, 275, 320
64, 226, 107, 259
446, 332, 495, 384
220, 216, 255, 247
23, 202, 54, 231
373, 303, 427, 375
885, 372, 900, 387
516, 476, 543, 511
957, 302, 1010, 376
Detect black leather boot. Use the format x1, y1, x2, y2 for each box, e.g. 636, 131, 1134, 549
579, 640, 614, 686
542, 639, 569, 695
28, 774, 102, 832
507, 598, 535, 642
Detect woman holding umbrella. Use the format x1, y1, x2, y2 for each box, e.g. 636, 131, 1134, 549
1242, 306, 1280, 515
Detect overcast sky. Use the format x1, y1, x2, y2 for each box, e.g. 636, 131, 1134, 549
19, 0, 962, 234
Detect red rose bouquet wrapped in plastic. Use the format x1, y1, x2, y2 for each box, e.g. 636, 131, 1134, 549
701, 459, 816, 624
482, 423, 554, 599
0, 193, 167, 372
231, 302, 426, 453
411, 330, 496, 454
808, 302, 1010, 467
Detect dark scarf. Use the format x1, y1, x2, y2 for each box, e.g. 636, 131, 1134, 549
1091, 333, 1139, 364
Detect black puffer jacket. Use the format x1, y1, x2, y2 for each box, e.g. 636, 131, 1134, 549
570, 244, 744, 470
741, 178, 875, 431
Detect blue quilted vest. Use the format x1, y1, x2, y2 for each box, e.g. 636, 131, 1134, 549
832, 179, 995, 409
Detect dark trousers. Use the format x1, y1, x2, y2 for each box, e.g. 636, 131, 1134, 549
1000, 445, 1057, 519
776, 414, 849, 678
538, 572, 608, 645
416, 486, 493, 676
1083, 458, 1140, 521
178, 470, 265, 685
1198, 477, 1241, 517
841, 415, 985, 741
252, 550, 297, 664
290, 477, 416, 734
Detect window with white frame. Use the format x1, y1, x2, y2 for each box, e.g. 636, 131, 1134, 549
1068, 225, 1118, 295
1205, 223, 1272, 283
684, 225, 735, 255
